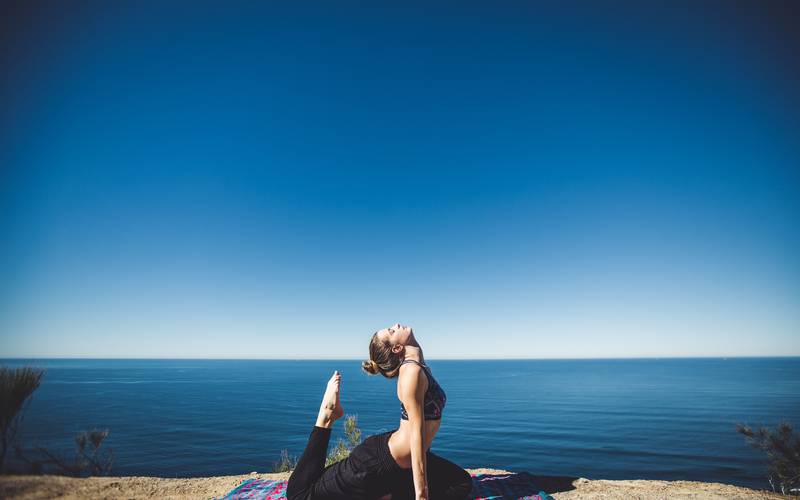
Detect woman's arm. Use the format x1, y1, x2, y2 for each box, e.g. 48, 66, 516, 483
399, 366, 429, 500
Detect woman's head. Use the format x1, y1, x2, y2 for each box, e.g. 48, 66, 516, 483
361, 323, 414, 378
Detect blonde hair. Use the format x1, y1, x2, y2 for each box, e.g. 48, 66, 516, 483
362, 330, 402, 378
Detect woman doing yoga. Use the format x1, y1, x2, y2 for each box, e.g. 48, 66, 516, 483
286, 323, 472, 500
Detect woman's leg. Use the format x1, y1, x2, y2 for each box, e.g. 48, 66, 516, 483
386, 468, 415, 500
286, 371, 345, 500
425, 452, 473, 500
387, 451, 473, 500
286, 426, 332, 500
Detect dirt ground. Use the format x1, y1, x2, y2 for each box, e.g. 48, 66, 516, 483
0, 468, 788, 499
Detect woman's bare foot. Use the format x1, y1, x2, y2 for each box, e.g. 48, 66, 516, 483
315, 370, 344, 428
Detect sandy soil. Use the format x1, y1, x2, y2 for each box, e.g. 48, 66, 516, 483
0, 468, 787, 499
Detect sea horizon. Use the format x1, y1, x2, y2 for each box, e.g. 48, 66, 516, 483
2, 357, 797, 491
3, 355, 798, 361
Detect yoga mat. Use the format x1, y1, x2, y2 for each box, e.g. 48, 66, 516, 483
217, 472, 555, 499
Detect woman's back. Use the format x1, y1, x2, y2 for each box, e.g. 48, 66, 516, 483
387, 358, 445, 468
398, 359, 447, 421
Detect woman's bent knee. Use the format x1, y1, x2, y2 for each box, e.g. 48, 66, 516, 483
450, 468, 473, 499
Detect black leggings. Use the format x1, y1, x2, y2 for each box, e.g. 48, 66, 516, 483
286, 425, 473, 500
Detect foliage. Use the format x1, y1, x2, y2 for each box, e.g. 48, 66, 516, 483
15, 428, 114, 477
274, 414, 363, 473
737, 420, 800, 495
1, 365, 112, 477
272, 448, 298, 473
325, 414, 362, 467
72, 428, 114, 476
0, 366, 45, 473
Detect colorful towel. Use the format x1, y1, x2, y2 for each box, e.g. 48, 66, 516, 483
218, 478, 286, 499
470, 472, 554, 500
218, 472, 554, 500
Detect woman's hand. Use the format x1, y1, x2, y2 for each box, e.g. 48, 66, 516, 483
415, 484, 429, 500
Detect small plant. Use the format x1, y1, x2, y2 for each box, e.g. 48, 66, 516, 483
272, 448, 298, 473
325, 414, 362, 467
0, 366, 45, 473
18, 428, 114, 477
73, 428, 114, 476
325, 438, 350, 467
736, 420, 800, 495
275, 414, 363, 473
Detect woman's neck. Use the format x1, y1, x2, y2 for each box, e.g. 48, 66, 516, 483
403, 345, 424, 364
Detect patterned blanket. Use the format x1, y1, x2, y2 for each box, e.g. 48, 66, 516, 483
217, 472, 555, 499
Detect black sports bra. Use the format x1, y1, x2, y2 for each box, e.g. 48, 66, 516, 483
399, 359, 447, 421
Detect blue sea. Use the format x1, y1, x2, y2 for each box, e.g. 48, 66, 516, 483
3, 358, 798, 491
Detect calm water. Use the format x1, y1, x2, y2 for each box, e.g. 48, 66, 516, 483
3, 358, 798, 490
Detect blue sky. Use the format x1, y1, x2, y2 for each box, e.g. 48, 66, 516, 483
1, 2, 798, 358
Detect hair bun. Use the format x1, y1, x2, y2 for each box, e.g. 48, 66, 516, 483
362, 359, 379, 375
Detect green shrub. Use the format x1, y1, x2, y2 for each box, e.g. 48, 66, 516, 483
275, 414, 363, 473
325, 414, 362, 466
0, 366, 45, 473
14, 428, 113, 477
325, 414, 362, 467
272, 448, 298, 473
737, 420, 800, 495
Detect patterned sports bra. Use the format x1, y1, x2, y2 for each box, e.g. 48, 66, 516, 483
399, 359, 447, 421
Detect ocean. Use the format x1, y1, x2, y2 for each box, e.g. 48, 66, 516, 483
2, 357, 798, 491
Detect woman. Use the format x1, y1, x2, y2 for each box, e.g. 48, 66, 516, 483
286, 323, 472, 500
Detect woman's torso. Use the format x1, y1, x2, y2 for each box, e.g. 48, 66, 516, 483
387, 357, 445, 469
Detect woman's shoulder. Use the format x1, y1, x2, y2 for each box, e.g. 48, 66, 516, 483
398, 360, 430, 388
399, 359, 429, 373
399, 360, 423, 373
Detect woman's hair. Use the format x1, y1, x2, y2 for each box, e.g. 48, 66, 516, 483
362, 330, 402, 378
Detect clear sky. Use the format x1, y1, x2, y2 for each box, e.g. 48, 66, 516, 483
1, 2, 798, 359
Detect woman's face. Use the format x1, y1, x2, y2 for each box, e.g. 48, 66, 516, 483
378, 323, 413, 348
